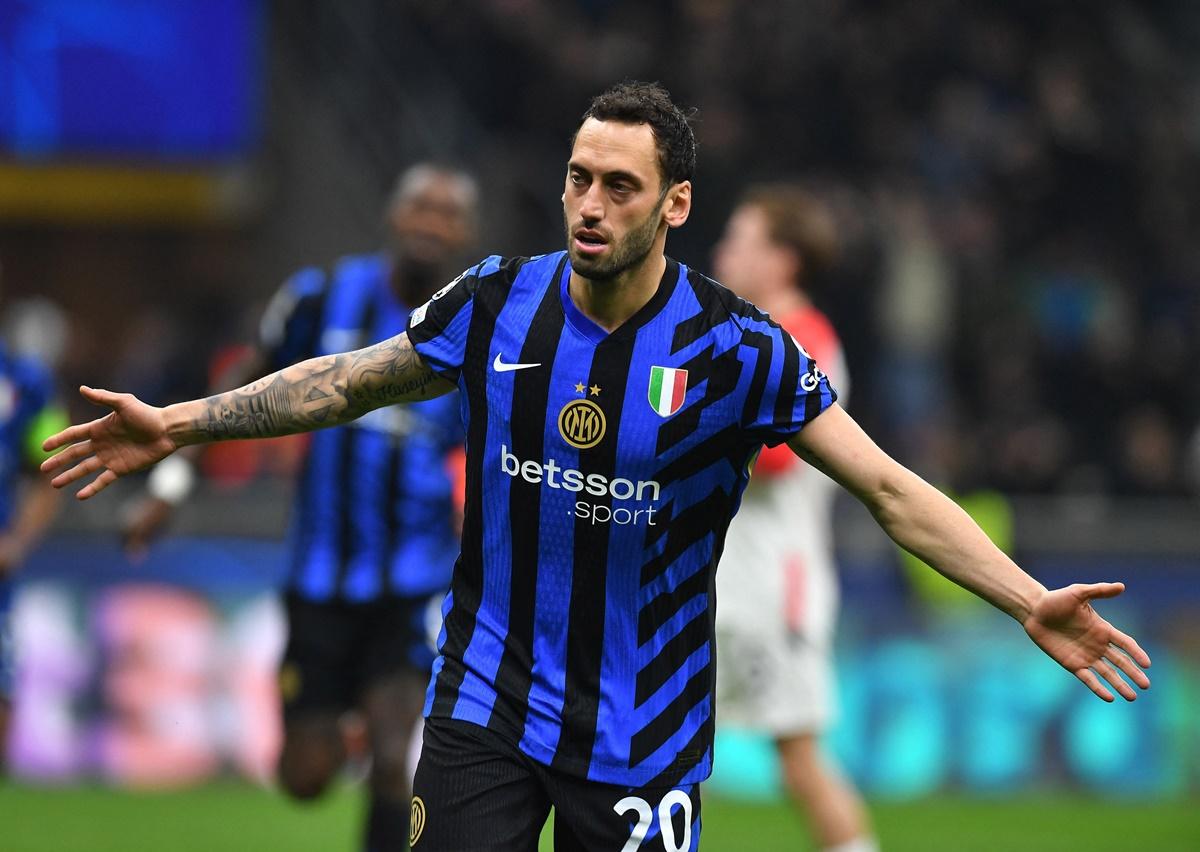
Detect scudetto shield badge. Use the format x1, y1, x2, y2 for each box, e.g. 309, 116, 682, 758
558, 399, 607, 449
647, 366, 687, 417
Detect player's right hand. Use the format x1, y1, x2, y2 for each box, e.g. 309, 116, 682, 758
40, 386, 177, 500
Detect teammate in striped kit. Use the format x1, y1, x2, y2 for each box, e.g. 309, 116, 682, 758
44, 82, 1151, 851
121, 164, 478, 852
714, 185, 876, 852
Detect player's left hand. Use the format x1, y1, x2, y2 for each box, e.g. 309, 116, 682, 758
1023, 582, 1151, 701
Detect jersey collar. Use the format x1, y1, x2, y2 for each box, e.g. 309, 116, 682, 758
560, 257, 681, 345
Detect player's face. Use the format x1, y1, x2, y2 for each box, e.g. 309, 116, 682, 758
563, 118, 677, 281
713, 204, 793, 303
387, 174, 476, 268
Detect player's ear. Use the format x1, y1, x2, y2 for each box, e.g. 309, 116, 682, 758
663, 181, 692, 230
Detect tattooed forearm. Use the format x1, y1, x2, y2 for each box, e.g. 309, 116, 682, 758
172, 333, 452, 445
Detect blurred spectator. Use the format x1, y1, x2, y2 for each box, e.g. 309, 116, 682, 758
383, 0, 1200, 496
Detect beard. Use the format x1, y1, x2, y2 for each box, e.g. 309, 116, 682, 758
564, 204, 662, 281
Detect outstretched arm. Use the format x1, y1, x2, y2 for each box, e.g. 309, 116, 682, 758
788, 404, 1151, 702
41, 332, 453, 499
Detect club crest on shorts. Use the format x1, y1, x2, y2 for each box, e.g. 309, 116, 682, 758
647, 366, 687, 417
410, 796, 427, 846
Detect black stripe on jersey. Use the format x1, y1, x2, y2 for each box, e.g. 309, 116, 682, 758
653, 423, 743, 488
643, 498, 672, 549
485, 256, 567, 741
636, 561, 706, 654
739, 329, 775, 432
637, 484, 736, 602
634, 606, 709, 707
670, 309, 715, 356
335, 286, 379, 598
773, 320, 801, 428
655, 343, 743, 456
429, 266, 512, 718
642, 724, 709, 788
629, 658, 711, 769
671, 269, 732, 355
552, 260, 679, 773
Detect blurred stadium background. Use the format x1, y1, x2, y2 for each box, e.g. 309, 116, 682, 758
1, 1, 1199, 849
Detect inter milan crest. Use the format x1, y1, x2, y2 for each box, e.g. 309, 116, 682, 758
647, 366, 687, 417
558, 398, 606, 449
409, 796, 426, 846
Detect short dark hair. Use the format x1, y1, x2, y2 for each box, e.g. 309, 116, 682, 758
577, 81, 696, 187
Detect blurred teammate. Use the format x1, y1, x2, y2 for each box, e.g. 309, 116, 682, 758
122, 164, 478, 851
714, 186, 876, 852
44, 83, 1151, 852
0, 270, 67, 769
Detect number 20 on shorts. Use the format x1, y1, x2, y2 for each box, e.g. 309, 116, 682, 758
614, 790, 693, 852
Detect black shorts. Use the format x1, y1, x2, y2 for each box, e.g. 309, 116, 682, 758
279, 592, 439, 721
410, 717, 701, 852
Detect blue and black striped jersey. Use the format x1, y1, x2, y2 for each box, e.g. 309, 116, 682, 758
261, 253, 463, 602
406, 251, 837, 786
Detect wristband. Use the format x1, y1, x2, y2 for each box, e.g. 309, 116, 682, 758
146, 455, 196, 505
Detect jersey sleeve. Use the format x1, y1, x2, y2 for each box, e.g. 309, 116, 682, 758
405, 257, 495, 383
257, 267, 328, 372
755, 311, 848, 474
741, 320, 838, 448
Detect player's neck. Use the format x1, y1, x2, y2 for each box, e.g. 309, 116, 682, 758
569, 253, 667, 333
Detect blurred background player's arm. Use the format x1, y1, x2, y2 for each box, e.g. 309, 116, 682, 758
788, 403, 1152, 703
122, 270, 325, 557
0, 406, 68, 577
42, 329, 453, 500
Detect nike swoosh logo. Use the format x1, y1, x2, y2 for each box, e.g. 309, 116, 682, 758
493, 353, 542, 373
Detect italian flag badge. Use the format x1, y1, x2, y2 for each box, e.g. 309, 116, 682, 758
648, 366, 688, 417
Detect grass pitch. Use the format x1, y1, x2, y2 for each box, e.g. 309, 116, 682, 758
0, 780, 1195, 851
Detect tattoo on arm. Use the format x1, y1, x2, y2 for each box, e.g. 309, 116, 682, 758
179, 333, 449, 443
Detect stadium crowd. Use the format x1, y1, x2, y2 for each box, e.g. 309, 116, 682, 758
391, 0, 1200, 497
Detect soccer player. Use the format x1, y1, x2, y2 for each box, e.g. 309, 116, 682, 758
0, 275, 67, 769
713, 185, 876, 852
42, 82, 1151, 852
120, 163, 478, 851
